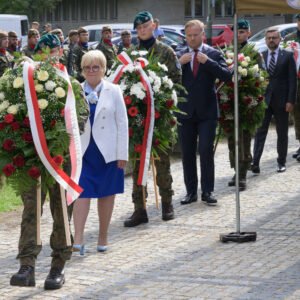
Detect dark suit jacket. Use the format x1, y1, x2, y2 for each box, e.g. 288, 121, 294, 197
177, 44, 231, 120
263, 48, 297, 108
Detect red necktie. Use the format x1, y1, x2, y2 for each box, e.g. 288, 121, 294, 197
193, 49, 199, 77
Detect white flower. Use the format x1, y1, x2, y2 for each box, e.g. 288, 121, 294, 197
241, 68, 248, 77
153, 84, 160, 93
37, 70, 49, 82
0, 100, 10, 112
123, 64, 135, 73
226, 51, 234, 59
158, 62, 168, 71
238, 66, 243, 74
260, 76, 265, 82
162, 76, 173, 89
245, 56, 251, 62
171, 90, 178, 105
55, 87, 66, 98
35, 84, 44, 93
138, 50, 148, 56
131, 50, 139, 56
119, 80, 127, 92
241, 60, 248, 67
130, 82, 145, 100
252, 64, 259, 73
45, 80, 56, 91
226, 59, 233, 65
38, 99, 49, 110
0, 92, 5, 100
7, 104, 19, 115
13, 77, 24, 89
225, 114, 234, 120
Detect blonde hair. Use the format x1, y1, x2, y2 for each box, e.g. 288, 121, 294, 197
81, 50, 107, 78
185, 20, 205, 32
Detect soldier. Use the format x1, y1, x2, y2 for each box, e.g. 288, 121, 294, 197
22, 29, 40, 58
31, 21, 40, 31
42, 23, 52, 36
124, 11, 181, 227
284, 14, 300, 161
0, 30, 14, 77
50, 28, 69, 68
117, 30, 133, 54
73, 27, 89, 82
66, 29, 79, 76
7, 31, 20, 55
96, 26, 117, 71
228, 19, 258, 191
9, 34, 87, 290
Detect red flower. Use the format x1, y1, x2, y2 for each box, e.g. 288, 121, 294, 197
2, 164, 15, 177
22, 132, 33, 143
0, 122, 6, 130
28, 166, 41, 179
3, 139, 15, 151
169, 118, 177, 127
11, 121, 20, 131
166, 99, 174, 109
23, 117, 30, 127
243, 96, 252, 105
50, 120, 56, 128
60, 108, 65, 117
129, 127, 133, 137
255, 81, 260, 87
128, 106, 138, 117
257, 95, 264, 102
221, 103, 231, 111
4, 114, 14, 124
134, 144, 143, 153
153, 138, 160, 146
53, 155, 64, 166
124, 96, 132, 105
13, 155, 25, 167
155, 111, 160, 119
228, 94, 234, 101
227, 81, 234, 88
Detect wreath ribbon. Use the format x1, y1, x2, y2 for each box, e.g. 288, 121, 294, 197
110, 51, 154, 186
23, 61, 83, 204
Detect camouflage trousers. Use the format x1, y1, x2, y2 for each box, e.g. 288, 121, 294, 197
227, 130, 252, 179
292, 101, 300, 141
132, 150, 173, 210
16, 182, 73, 268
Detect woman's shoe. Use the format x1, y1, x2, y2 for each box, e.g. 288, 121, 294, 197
72, 244, 85, 256
97, 245, 108, 252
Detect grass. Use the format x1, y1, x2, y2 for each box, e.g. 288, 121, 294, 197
0, 184, 22, 212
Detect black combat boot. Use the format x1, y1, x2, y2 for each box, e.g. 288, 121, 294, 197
228, 175, 235, 186
10, 265, 35, 287
124, 208, 148, 227
44, 267, 65, 290
162, 203, 174, 221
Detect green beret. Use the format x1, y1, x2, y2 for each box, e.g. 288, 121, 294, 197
295, 14, 300, 19
133, 11, 153, 29
34, 34, 60, 52
237, 19, 250, 30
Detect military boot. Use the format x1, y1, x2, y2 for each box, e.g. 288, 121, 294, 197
44, 267, 65, 290
239, 168, 247, 191
10, 265, 35, 287
228, 174, 236, 186
124, 208, 148, 227
162, 202, 174, 221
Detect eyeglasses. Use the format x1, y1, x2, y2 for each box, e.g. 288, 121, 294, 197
83, 65, 101, 72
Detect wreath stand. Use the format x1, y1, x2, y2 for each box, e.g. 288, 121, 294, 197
141, 155, 160, 210
36, 177, 71, 246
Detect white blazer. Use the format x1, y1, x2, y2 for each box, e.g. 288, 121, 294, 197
80, 80, 129, 163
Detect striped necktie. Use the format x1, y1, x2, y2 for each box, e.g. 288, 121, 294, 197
268, 52, 276, 76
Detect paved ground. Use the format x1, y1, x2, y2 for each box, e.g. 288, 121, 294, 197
0, 127, 300, 300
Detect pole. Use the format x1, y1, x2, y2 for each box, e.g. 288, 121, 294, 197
60, 185, 72, 246
206, 0, 212, 46
36, 176, 41, 245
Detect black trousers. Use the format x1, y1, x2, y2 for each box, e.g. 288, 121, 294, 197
253, 105, 289, 166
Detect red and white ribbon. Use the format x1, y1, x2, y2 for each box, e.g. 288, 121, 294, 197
110, 51, 154, 186
287, 41, 300, 77
23, 61, 83, 204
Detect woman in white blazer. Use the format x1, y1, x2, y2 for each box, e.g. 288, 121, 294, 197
73, 50, 128, 255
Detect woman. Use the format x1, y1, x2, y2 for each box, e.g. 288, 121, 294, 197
73, 50, 128, 255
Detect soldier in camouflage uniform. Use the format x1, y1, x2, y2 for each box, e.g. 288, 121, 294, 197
22, 29, 40, 58
66, 30, 79, 76
124, 11, 181, 227
284, 14, 300, 161
10, 34, 88, 290
7, 31, 20, 56
73, 27, 90, 82
96, 26, 117, 71
0, 31, 14, 77
117, 30, 134, 54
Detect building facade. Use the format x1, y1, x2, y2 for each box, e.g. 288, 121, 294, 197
36, 0, 290, 34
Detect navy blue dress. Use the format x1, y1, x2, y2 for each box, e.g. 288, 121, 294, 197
79, 102, 124, 198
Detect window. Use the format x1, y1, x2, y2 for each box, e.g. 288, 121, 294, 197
215, 0, 233, 17
79, 0, 88, 20
54, 3, 62, 21
62, 0, 70, 21
185, 0, 204, 17
72, 0, 78, 20
109, 0, 118, 19
21, 20, 29, 36
90, 0, 98, 20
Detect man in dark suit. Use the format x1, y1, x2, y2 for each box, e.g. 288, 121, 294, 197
177, 20, 231, 205
252, 28, 297, 174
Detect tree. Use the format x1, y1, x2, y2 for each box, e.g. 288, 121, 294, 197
0, 0, 62, 19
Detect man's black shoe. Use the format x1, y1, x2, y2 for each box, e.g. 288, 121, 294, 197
124, 208, 148, 227
228, 175, 235, 186
162, 203, 174, 221
292, 147, 300, 158
10, 265, 35, 287
251, 164, 260, 175
276, 164, 286, 173
239, 179, 247, 191
297, 154, 300, 162
201, 192, 217, 206
180, 193, 198, 205
44, 267, 65, 290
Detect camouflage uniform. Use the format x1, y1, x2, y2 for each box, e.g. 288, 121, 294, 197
131, 40, 181, 210
96, 40, 117, 71
22, 45, 35, 58
0, 49, 13, 76
73, 43, 89, 82
284, 31, 300, 144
